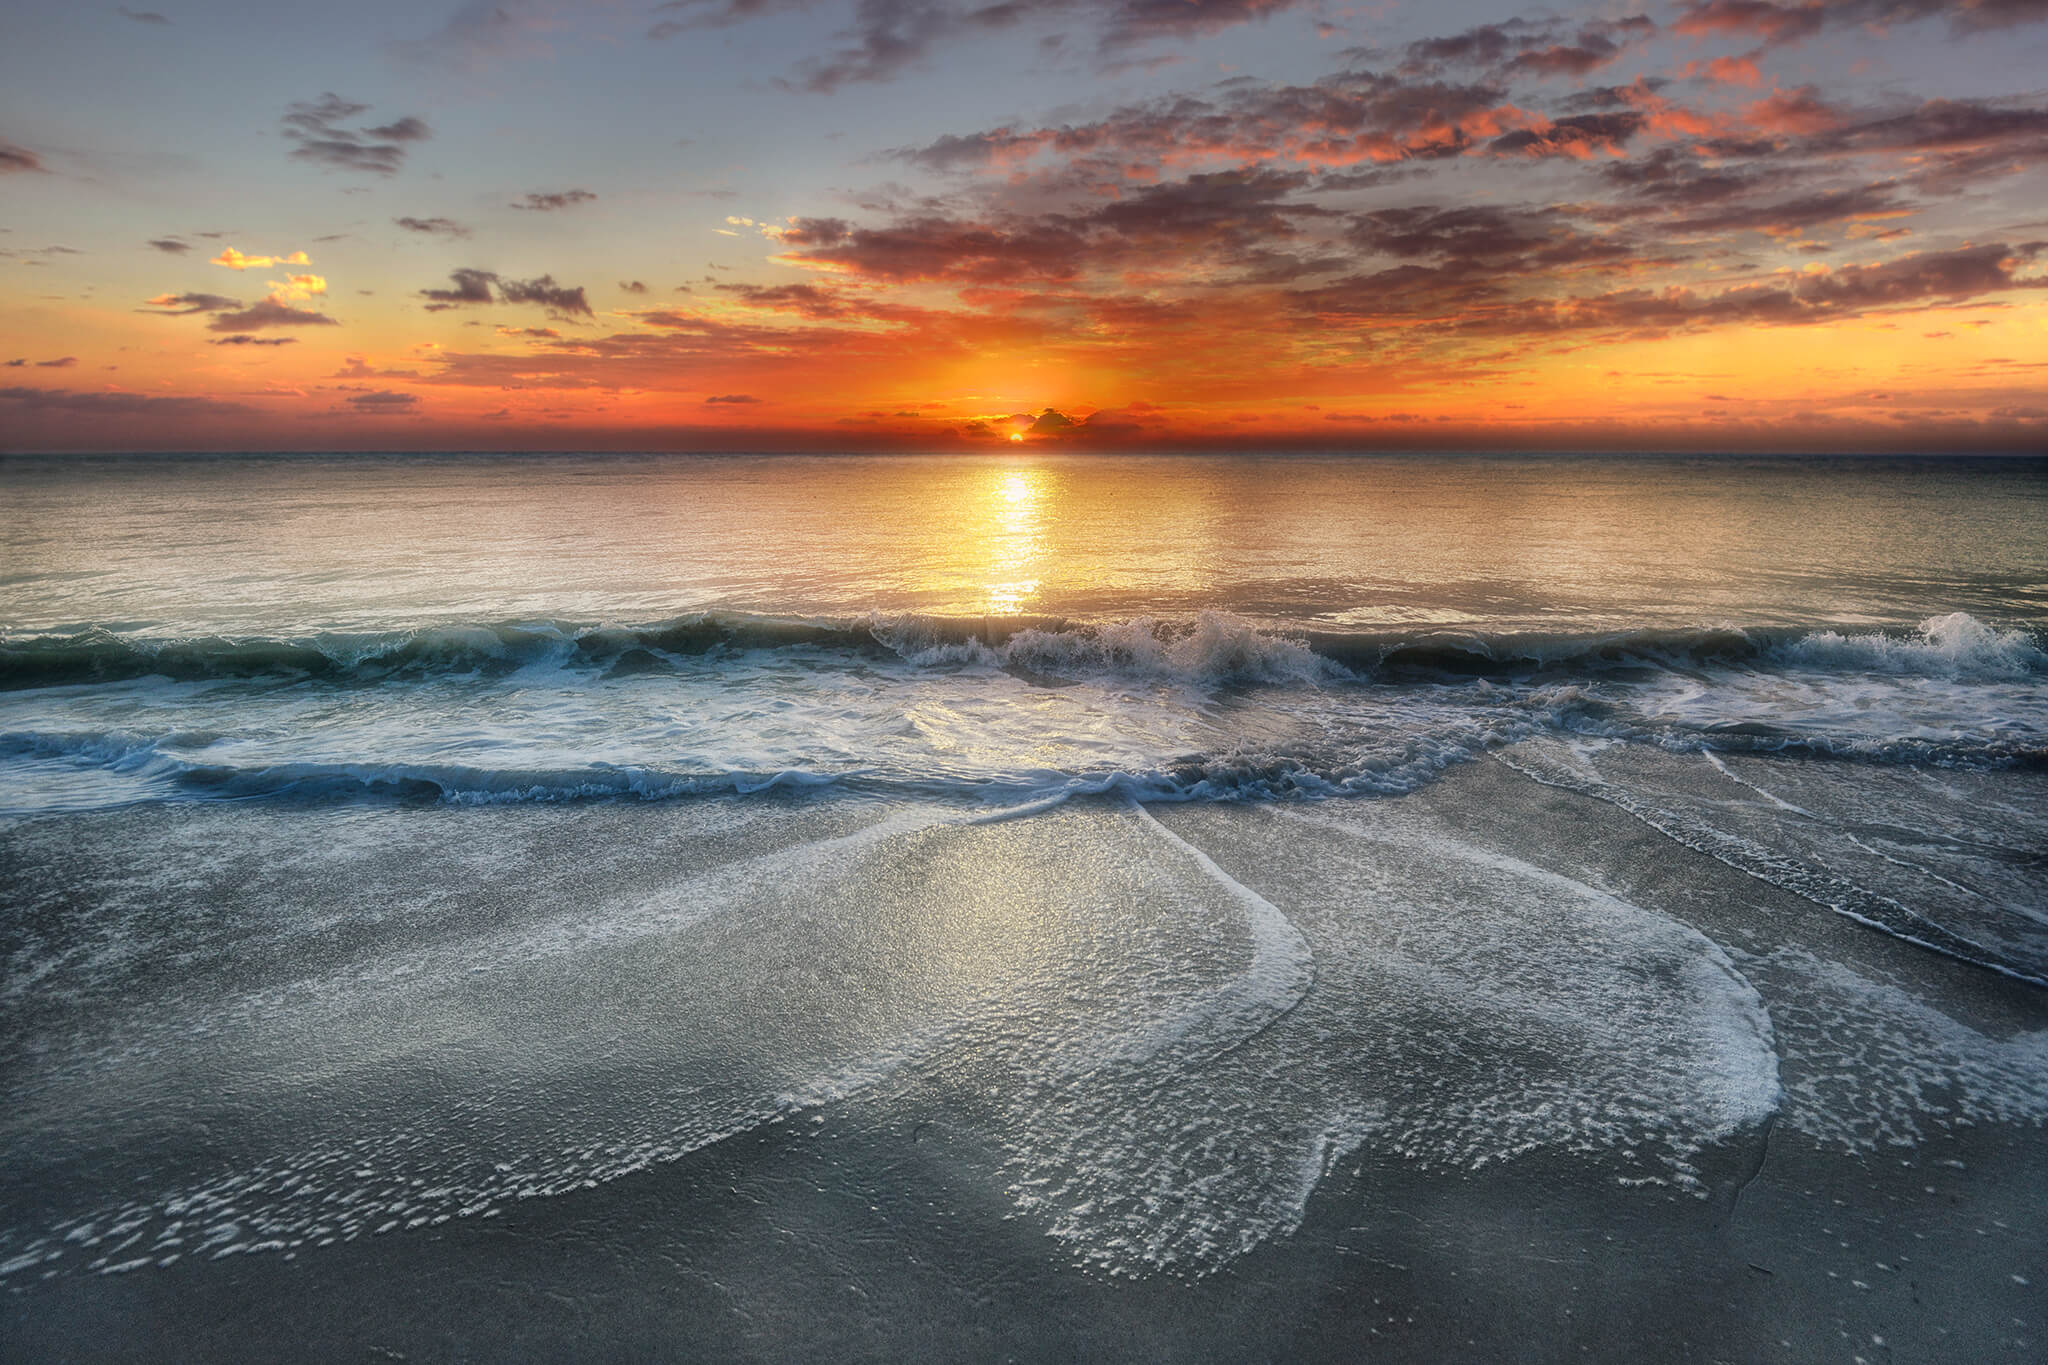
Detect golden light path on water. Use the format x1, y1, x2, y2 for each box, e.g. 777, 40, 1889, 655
981, 464, 1047, 615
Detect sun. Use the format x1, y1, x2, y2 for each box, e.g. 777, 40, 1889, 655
1008, 432, 1024, 442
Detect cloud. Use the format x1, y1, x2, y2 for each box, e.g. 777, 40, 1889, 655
619, 280, 649, 294
418, 268, 591, 315
1290, 242, 2044, 340
147, 237, 191, 254
895, 72, 1551, 175
714, 281, 854, 317
771, 168, 1328, 283
421, 267, 500, 307
210, 335, 298, 347
0, 386, 252, 416
498, 274, 592, 315
269, 273, 329, 301
282, 94, 432, 175
1400, 15, 1657, 79
142, 292, 241, 315
1673, 0, 2048, 45
346, 390, 420, 410
395, 216, 471, 239
211, 246, 310, 270
511, 189, 597, 211
207, 296, 341, 332
388, 0, 571, 72
650, 0, 1324, 90
35, 357, 78, 368
117, 6, 170, 22
0, 140, 46, 174
703, 393, 761, 404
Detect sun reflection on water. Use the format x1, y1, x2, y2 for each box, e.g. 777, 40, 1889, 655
983, 465, 1045, 615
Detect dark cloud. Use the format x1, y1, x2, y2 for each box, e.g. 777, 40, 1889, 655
650, 0, 1322, 90
1667, 182, 1907, 236
210, 335, 298, 347
1400, 15, 1656, 79
395, 216, 471, 237
896, 71, 1533, 176
347, 390, 420, 410
420, 268, 500, 307
365, 117, 432, 142
419, 268, 591, 315
141, 291, 241, 315
282, 94, 432, 175
147, 237, 191, 253
1488, 111, 1646, 159
35, 357, 78, 368
117, 6, 170, 22
774, 168, 1328, 283
1, 141, 47, 174
1345, 204, 1639, 272
703, 393, 761, 404
206, 298, 341, 332
1673, 0, 2048, 44
774, 214, 1088, 282
619, 280, 649, 294
0, 386, 252, 416
511, 189, 597, 211
1291, 243, 2044, 339
499, 275, 592, 315
715, 282, 853, 317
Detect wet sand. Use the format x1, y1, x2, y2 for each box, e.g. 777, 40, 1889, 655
3, 751, 2043, 1361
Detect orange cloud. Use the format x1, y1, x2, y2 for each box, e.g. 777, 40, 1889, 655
211, 247, 311, 271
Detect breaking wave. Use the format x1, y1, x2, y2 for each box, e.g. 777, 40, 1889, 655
3, 610, 2040, 690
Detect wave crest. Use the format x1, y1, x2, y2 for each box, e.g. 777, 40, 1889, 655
1778, 612, 2047, 680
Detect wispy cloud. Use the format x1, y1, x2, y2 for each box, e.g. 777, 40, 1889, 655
649, 0, 1326, 91
511, 189, 597, 211
142, 291, 241, 315
0, 386, 251, 416
207, 296, 341, 332
282, 94, 432, 175
395, 216, 471, 238
0, 140, 47, 174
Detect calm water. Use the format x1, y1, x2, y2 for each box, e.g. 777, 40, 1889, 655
2, 453, 2045, 1334
5, 452, 2046, 632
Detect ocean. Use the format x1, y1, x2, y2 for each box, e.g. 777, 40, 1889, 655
3, 452, 2044, 1359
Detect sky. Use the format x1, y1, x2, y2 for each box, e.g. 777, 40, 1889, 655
2, 0, 2046, 452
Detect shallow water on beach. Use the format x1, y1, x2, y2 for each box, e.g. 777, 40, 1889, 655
2, 453, 2044, 1354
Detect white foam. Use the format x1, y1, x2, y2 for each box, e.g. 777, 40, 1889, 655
1124, 797, 1315, 1062
1745, 946, 2048, 1150
1779, 612, 2045, 681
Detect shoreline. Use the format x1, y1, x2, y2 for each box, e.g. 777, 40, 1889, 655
3, 749, 2043, 1359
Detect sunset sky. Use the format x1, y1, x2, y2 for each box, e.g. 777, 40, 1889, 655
3, 0, 2046, 451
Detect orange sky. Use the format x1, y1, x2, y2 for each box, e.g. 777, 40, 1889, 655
4, 1, 2047, 451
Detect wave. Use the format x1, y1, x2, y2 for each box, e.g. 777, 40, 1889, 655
0, 723, 1500, 813
3, 611, 2040, 691
1777, 611, 2047, 680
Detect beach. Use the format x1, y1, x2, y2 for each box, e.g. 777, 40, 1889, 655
3, 752, 2043, 1360
2, 452, 2044, 1358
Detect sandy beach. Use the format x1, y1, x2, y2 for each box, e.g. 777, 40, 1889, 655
5, 747, 2041, 1360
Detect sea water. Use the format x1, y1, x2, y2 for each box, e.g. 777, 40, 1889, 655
1, 452, 2043, 1325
